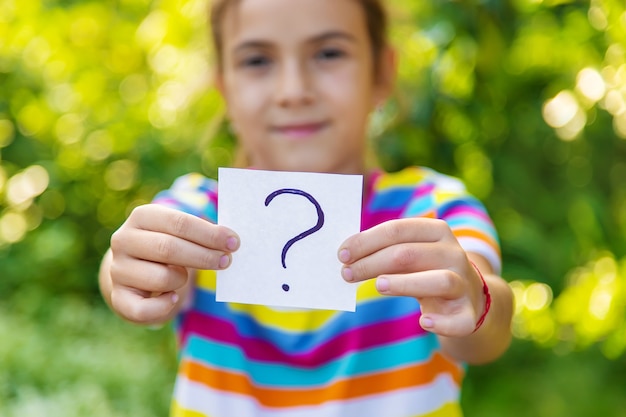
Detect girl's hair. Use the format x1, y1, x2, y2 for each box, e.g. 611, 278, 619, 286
209, 0, 389, 78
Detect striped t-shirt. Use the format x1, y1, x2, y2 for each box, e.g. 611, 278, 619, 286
153, 166, 501, 417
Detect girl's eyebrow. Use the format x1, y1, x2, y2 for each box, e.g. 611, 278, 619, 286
308, 30, 357, 44
233, 31, 357, 53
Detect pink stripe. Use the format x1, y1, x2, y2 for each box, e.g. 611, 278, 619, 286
361, 185, 434, 231
412, 183, 435, 199
361, 209, 402, 231
443, 206, 492, 223
180, 312, 426, 367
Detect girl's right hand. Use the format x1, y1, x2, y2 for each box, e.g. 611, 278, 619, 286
106, 204, 239, 324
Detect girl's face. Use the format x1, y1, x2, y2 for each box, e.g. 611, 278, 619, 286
216, 0, 394, 174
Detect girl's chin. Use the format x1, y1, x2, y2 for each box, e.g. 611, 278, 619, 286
255, 161, 332, 174
249, 149, 363, 174
261, 162, 361, 175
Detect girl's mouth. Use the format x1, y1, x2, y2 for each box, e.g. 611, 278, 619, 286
272, 122, 328, 140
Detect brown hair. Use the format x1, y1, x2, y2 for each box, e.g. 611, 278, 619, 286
209, 0, 389, 78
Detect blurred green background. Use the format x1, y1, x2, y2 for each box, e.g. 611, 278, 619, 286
1, 0, 626, 415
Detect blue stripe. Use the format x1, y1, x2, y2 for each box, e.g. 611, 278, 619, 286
203, 203, 217, 223
403, 196, 433, 217
368, 188, 415, 211
186, 334, 440, 387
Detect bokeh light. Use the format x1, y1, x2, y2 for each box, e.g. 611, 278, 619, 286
0, 119, 15, 147
576, 67, 606, 103
542, 90, 586, 140
0, 211, 27, 243
5, 165, 49, 207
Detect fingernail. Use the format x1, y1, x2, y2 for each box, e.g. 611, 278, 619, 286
171, 293, 179, 304
376, 277, 390, 293
420, 316, 434, 329
226, 237, 239, 251
219, 254, 231, 269
342, 267, 354, 282
339, 249, 350, 263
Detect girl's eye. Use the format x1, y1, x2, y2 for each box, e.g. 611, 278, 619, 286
240, 55, 271, 69
316, 48, 346, 61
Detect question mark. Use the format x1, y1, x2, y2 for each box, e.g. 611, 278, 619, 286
264, 188, 325, 292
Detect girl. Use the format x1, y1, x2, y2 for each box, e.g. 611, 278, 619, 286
99, 0, 514, 415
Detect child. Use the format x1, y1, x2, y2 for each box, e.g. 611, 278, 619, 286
99, 0, 514, 415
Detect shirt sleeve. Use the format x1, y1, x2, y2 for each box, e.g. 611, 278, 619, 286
151, 173, 219, 224
412, 171, 502, 274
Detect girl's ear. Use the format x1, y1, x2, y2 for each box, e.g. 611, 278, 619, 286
373, 46, 397, 107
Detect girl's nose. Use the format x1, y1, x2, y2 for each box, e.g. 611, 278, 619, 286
276, 60, 314, 107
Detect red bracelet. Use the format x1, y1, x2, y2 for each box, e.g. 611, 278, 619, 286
470, 261, 491, 333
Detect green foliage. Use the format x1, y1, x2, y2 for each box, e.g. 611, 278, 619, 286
380, 0, 626, 358
0, 293, 177, 417
1, 0, 626, 415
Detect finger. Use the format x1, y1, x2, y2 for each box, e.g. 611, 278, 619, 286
127, 204, 240, 252
110, 285, 179, 325
341, 242, 450, 283
374, 270, 477, 337
374, 269, 465, 299
419, 310, 476, 338
338, 218, 452, 264
111, 256, 189, 293
112, 228, 233, 271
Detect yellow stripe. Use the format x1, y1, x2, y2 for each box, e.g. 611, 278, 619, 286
375, 166, 425, 189
419, 401, 463, 417
197, 269, 217, 291
186, 172, 209, 188
434, 190, 461, 205
171, 400, 207, 417
197, 270, 383, 331
356, 278, 381, 301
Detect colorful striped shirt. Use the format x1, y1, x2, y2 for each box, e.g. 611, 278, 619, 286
153, 166, 501, 417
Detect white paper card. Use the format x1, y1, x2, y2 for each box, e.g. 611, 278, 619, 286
216, 168, 362, 311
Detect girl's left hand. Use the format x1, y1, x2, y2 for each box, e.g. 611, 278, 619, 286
338, 217, 487, 338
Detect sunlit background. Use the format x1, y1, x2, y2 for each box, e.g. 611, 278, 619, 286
1, 0, 626, 415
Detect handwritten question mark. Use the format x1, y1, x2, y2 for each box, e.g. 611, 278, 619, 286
264, 188, 325, 292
